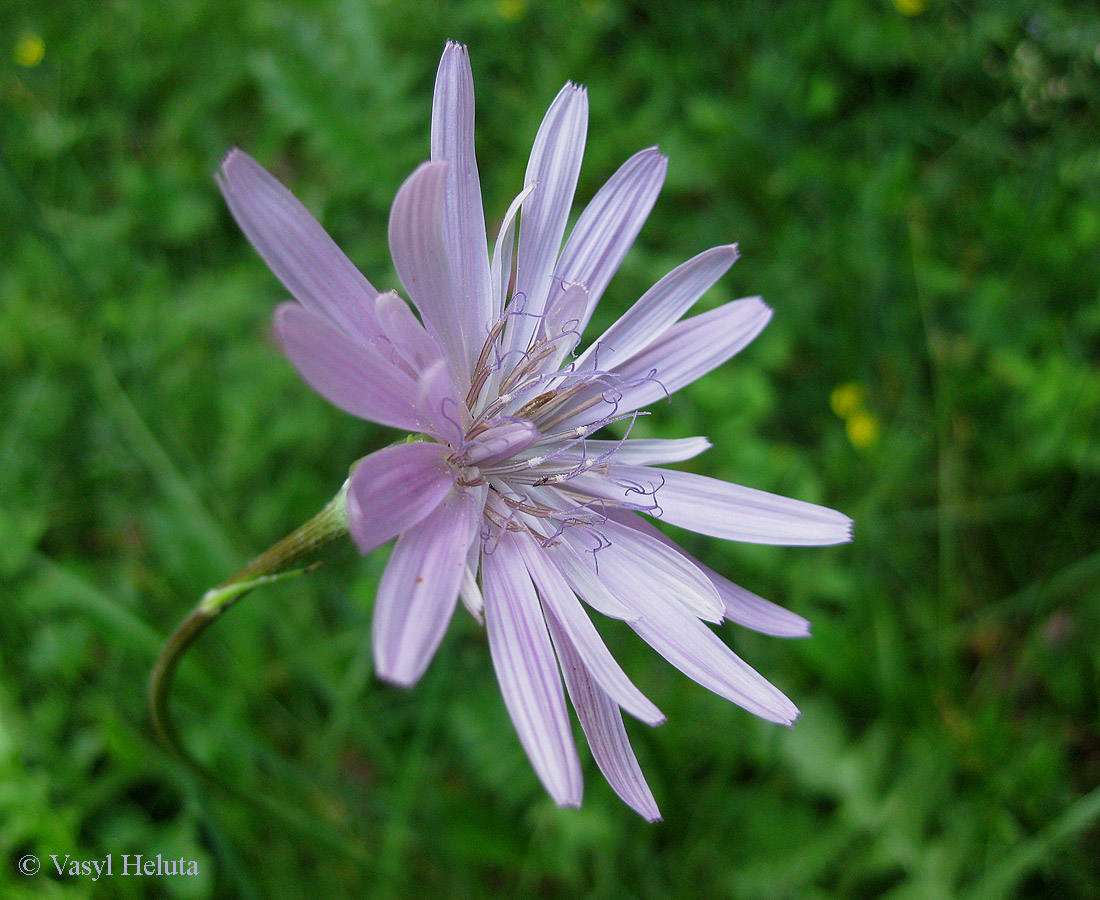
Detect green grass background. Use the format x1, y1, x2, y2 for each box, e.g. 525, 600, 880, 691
2, 0, 1099, 897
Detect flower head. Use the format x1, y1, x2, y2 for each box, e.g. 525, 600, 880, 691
217, 41, 851, 820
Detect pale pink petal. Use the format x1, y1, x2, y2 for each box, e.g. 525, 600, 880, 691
575, 465, 853, 546
431, 43, 493, 365
575, 244, 739, 371
273, 302, 419, 431
548, 617, 662, 821
552, 147, 668, 333
372, 487, 481, 686
505, 82, 588, 357
388, 161, 468, 390
515, 531, 664, 725
482, 529, 583, 807
217, 149, 382, 347
347, 441, 456, 554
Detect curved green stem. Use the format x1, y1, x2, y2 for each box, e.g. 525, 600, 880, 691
149, 478, 350, 773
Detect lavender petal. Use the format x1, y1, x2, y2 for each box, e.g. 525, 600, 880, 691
559, 437, 711, 467
552, 147, 668, 333
416, 358, 469, 446
575, 244, 739, 371
374, 289, 447, 374
273, 302, 419, 431
387, 161, 469, 390
522, 486, 640, 621
459, 549, 484, 625
588, 465, 854, 546
515, 531, 664, 725
372, 486, 481, 686
431, 42, 493, 369
627, 592, 801, 725
562, 527, 800, 723
714, 578, 813, 638
347, 441, 457, 555
550, 297, 772, 430
489, 184, 535, 321
613, 511, 812, 638
548, 615, 662, 821
543, 539, 641, 622
541, 283, 590, 368
483, 529, 583, 807
505, 82, 589, 357
561, 515, 725, 622
217, 150, 382, 347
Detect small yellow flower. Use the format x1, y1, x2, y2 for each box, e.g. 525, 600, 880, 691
845, 410, 880, 449
495, 0, 527, 21
14, 31, 45, 68
830, 382, 866, 419
894, 0, 927, 16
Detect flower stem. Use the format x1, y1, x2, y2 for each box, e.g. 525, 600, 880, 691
149, 478, 350, 773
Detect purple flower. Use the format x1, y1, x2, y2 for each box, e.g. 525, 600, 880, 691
216, 41, 851, 820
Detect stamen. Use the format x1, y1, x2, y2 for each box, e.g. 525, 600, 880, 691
466, 316, 508, 410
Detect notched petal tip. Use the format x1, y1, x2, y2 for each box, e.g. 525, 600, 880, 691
214, 150, 246, 194
218, 147, 269, 187
638, 145, 669, 164
803, 507, 853, 546
765, 696, 801, 727
219, 146, 243, 171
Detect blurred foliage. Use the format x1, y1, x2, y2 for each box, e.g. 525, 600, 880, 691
2, 0, 1099, 897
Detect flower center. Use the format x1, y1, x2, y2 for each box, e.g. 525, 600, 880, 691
443, 294, 664, 546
